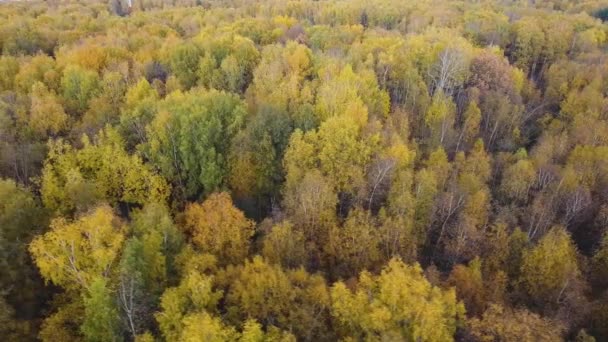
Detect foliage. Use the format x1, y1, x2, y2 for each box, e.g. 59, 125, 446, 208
0, 0, 607, 340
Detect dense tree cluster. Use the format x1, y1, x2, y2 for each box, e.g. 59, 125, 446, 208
2, 0, 608, 341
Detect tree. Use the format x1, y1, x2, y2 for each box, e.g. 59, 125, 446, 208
247, 42, 315, 118
520, 226, 580, 306
283, 115, 378, 198
29, 205, 125, 290
41, 128, 168, 215
261, 221, 307, 269
429, 47, 469, 96
467, 304, 563, 341
81, 277, 122, 342
77, 72, 126, 138
501, 156, 536, 203
456, 98, 481, 151
0, 179, 46, 329
592, 233, 608, 290
223, 256, 331, 340
168, 43, 201, 89
184, 192, 254, 265
315, 64, 388, 124
228, 105, 293, 203
118, 203, 183, 341
325, 208, 381, 278
0, 56, 19, 92
156, 267, 223, 341
60, 65, 100, 116
196, 34, 260, 94
467, 49, 523, 149
28, 81, 68, 137
145, 89, 246, 198
330, 258, 465, 341
447, 257, 486, 317
119, 78, 158, 148
283, 170, 337, 244
14, 54, 59, 93
179, 312, 238, 342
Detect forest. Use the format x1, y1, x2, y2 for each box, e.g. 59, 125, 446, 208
2, 0, 608, 341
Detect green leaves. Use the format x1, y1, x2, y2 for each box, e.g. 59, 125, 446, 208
41, 127, 168, 215
145, 89, 246, 198
81, 278, 122, 342
60, 65, 100, 116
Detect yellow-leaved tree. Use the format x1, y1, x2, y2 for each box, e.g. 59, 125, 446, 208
519, 226, 580, 306
330, 257, 465, 341
29, 205, 125, 290
184, 192, 254, 265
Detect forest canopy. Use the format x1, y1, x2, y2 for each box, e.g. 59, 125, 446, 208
2, 0, 608, 341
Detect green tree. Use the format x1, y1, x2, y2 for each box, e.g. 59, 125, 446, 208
119, 78, 158, 148
168, 43, 201, 89
81, 277, 122, 342
145, 89, 246, 198
60, 65, 100, 116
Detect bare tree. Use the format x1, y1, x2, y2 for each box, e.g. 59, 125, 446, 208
429, 47, 468, 96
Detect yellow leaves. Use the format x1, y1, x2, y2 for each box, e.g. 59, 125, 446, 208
28, 81, 68, 137
184, 192, 254, 265
156, 268, 223, 341
383, 134, 415, 170
29, 205, 125, 290
317, 116, 375, 192
520, 226, 580, 305
262, 221, 306, 269
14, 54, 59, 93
228, 150, 258, 197
315, 63, 390, 126
180, 312, 238, 342
425, 91, 451, 124
273, 15, 297, 29
285, 43, 312, 76
447, 258, 485, 316
500, 159, 535, 202
283, 129, 317, 190
468, 304, 564, 341
511, 67, 525, 94
462, 100, 481, 145
56, 44, 108, 74
227, 256, 295, 322
566, 145, 608, 189
0, 56, 19, 91
41, 127, 168, 215
125, 78, 158, 111
224, 256, 330, 339
326, 208, 380, 277
330, 258, 465, 341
